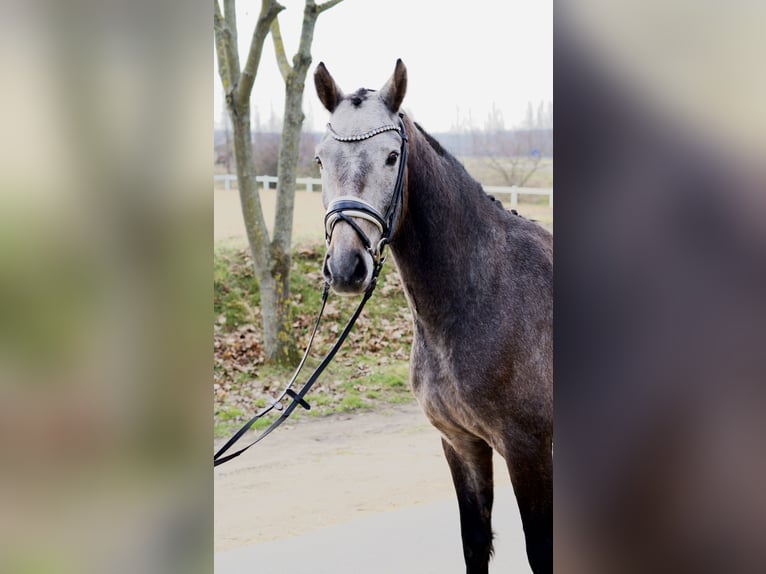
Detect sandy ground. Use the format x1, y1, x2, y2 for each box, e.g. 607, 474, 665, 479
213, 188, 552, 244
214, 403, 514, 553
214, 484, 528, 573
214, 189, 326, 243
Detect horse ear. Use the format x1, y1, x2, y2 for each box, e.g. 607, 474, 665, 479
314, 62, 343, 113
380, 59, 407, 112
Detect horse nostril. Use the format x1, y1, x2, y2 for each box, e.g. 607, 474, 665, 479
323, 254, 335, 284
350, 252, 368, 284
324, 249, 369, 290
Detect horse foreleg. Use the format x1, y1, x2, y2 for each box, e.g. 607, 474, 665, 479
505, 436, 553, 574
442, 436, 494, 574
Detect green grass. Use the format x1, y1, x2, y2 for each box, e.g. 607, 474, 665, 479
369, 369, 408, 389
214, 240, 415, 434
214, 413, 274, 439
215, 406, 248, 438
310, 394, 334, 407
218, 406, 245, 421
214, 247, 260, 328
339, 393, 367, 412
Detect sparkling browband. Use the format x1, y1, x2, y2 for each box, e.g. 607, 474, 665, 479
327, 123, 401, 142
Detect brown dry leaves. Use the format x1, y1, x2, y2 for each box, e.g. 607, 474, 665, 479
214, 252, 413, 429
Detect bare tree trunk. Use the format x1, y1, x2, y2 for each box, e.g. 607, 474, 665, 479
230, 110, 288, 363
273, 78, 303, 253
269, 82, 304, 364
267, 0, 344, 364
223, 108, 232, 173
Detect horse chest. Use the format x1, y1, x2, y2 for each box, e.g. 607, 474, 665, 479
409, 329, 494, 443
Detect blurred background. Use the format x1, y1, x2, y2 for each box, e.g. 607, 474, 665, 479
0, 1, 212, 572
555, 1, 766, 573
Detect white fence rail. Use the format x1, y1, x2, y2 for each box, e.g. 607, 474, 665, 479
214, 174, 552, 207
483, 186, 553, 208
214, 174, 322, 193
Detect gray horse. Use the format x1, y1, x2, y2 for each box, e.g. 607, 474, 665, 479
314, 60, 552, 574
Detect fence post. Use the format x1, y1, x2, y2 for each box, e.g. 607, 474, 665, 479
511, 189, 518, 208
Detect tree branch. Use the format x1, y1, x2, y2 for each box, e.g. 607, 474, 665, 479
223, 0, 241, 77
237, 0, 285, 109
316, 0, 344, 13
213, 1, 227, 87
517, 156, 544, 187
270, 19, 292, 82
270, 0, 344, 258
214, 0, 239, 92
487, 155, 515, 186
290, 0, 341, 76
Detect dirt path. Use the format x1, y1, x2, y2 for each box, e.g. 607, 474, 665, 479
214, 403, 513, 553
214, 189, 326, 242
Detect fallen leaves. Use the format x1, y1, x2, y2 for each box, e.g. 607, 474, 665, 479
213, 243, 414, 431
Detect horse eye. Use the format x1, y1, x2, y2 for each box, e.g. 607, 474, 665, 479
386, 151, 399, 166
314, 156, 322, 168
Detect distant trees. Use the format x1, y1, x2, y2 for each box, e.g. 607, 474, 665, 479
476, 101, 548, 186
446, 100, 553, 187
480, 132, 551, 187
215, 116, 319, 180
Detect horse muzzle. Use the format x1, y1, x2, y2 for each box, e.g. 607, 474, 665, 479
323, 240, 374, 295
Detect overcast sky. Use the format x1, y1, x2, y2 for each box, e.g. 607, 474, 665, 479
214, 0, 552, 132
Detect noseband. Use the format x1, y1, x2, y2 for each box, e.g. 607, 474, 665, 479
324, 114, 408, 268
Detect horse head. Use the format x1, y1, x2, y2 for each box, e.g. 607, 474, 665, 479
314, 59, 408, 295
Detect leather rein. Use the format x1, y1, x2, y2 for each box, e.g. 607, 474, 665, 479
214, 115, 408, 467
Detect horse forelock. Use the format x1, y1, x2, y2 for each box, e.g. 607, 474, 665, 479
346, 87, 373, 108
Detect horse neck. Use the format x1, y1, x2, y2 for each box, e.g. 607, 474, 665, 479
389, 118, 494, 324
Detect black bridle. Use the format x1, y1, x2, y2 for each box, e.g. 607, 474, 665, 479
214, 115, 408, 467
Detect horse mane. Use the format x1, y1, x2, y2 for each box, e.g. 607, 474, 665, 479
414, 122, 447, 157
405, 116, 509, 217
